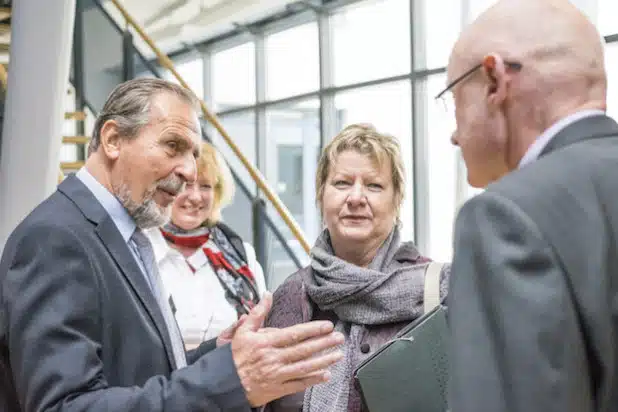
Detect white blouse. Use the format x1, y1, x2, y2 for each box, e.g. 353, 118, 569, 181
145, 228, 267, 347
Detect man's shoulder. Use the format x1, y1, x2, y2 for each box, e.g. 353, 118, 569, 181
465, 139, 618, 253
488, 138, 618, 205
4, 190, 88, 255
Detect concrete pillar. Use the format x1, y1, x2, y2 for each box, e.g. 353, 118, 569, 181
0, 0, 76, 248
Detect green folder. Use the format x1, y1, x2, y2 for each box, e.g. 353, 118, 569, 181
353, 262, 449, 412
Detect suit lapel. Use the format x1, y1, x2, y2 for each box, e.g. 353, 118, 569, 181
58, 175, 178, 370
95, 218, 178, 370
539, 114, 618, 158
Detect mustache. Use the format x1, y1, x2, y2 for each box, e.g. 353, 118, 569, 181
153, 174, 185, 197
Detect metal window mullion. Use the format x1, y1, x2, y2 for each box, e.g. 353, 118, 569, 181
73, 0, 86, 157
201, 51, 212, 108
318, 9, 336, 150
454, 0, 471, 210
410, 0, 429, 252
253, 32, 270, 282
255, 34, 267, 196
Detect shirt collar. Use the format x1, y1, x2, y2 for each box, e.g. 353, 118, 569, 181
518, 109, 605, 169
144, 227, 179, 265
76, 167, 136, 242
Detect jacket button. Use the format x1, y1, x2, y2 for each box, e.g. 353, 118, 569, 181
360, 343, 370, 354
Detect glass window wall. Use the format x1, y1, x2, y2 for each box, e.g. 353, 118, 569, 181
265, 23, 320, 100
165, 0, 618, 274
211, 42, 256, 111
331, 0, 410, 86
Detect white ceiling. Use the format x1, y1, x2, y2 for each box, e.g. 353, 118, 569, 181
106, 0, 294, 54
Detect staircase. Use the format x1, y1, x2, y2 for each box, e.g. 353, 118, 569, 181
1, 0, 310, 283
59, 108, 90, 179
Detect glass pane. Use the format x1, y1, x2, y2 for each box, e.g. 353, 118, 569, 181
420, 0, 462, 69
263, 212, 310, 290
333, 81, 414, 242
82, 5, 124, 112
265, 99, 321, 244
220, 173, 254, 251
425, 74, 458, 262
212, 43, 255, 111
209, 111, 257, 195
598, 0, 618, 36
134, 53, 160, 79
606, 43, 618, 121
165, 58, 204, 99
332, 0, 410, 86
266, 23, 319, 100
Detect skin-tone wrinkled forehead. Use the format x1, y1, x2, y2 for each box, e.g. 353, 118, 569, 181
449, 0, 605, 90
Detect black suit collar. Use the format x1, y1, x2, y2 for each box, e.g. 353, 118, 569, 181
57, 174, 108, 225
539, 114, 618, 158
58, 175, 179, 370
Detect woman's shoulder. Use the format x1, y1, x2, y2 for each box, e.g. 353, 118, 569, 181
265, 267, 312, 329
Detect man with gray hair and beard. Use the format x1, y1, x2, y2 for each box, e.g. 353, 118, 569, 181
0, 78, 344, 412
444, 1, 618, 411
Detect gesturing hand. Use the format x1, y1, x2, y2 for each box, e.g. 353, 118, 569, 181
216, 315, 247, 348
231, 292, 344, 407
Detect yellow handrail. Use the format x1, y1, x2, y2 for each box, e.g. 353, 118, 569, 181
108, 0, 311, 254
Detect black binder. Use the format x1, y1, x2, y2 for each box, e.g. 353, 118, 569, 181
353, 262, 449, 412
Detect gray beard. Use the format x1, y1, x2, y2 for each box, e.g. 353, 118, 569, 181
113, 182, 170, 229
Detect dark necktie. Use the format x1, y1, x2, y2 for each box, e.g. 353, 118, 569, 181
131, 228, 187, 369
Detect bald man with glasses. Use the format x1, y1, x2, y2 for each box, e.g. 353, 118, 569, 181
443, 1, 618, 412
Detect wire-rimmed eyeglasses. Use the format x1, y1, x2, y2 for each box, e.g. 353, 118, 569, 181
434, 60, 523, 100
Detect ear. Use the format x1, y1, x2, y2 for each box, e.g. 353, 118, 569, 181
99, 120, 122, 161
481, 53, 509, 109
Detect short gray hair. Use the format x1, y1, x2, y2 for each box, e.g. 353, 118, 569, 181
88, 78, 200, 156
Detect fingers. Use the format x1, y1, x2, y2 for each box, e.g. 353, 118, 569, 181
269, 320, 336, 348
226, 316, 245, 333
246, 371, 331, 407
278, 371, 332, 397
276, 349, 343, 382
279, 331, 344, 363
231, 314, 248, 331
257, 327, 279, 334
241, 292, 273, 332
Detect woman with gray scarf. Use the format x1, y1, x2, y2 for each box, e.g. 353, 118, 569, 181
263, 123, 450, 412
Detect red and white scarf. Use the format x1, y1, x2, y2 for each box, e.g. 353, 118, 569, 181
160, 223, 259, 317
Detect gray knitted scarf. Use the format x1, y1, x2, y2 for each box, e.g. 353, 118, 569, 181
302, 226, 429, 412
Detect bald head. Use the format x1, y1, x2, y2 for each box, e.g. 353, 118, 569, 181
452, 0, 605, 100
447, 0, 607, 188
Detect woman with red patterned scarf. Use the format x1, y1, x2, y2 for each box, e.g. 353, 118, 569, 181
146, 142, 266, 349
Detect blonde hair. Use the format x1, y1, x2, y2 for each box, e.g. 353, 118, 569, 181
315, 123, 405, 218
197, 141, 235, 226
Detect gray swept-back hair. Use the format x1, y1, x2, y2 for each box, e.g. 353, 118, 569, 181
88, 78, 200, 156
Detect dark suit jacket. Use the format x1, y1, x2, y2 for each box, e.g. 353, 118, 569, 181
0, 175, 250, 411
448, 114, 618, 412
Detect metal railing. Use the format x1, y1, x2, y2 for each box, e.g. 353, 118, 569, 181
104, 0, 311, 254
74, 0, 305, 275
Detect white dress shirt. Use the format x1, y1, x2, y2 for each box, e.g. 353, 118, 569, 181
145, 227, 267, 346
518, 109, 605, 168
